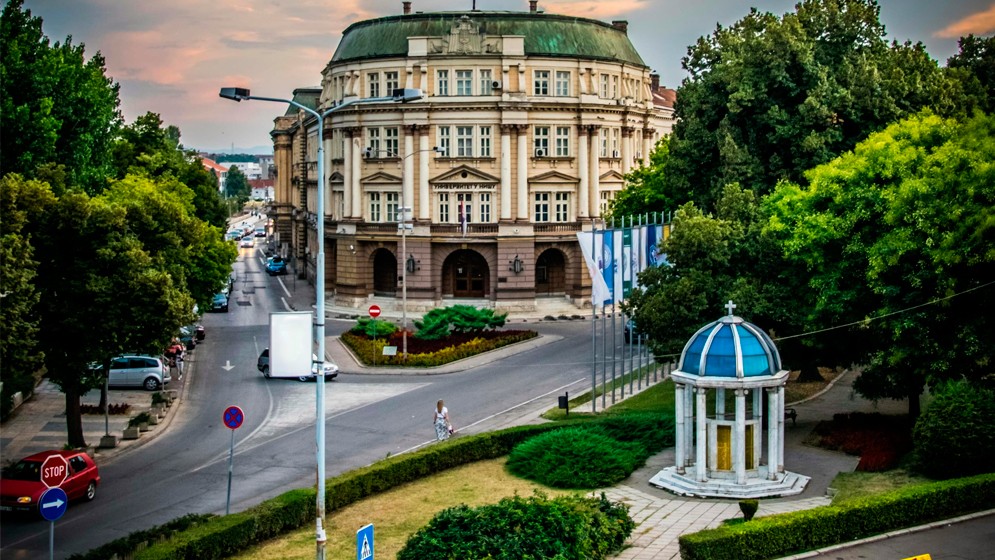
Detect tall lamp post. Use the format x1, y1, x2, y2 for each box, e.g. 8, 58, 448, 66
219, 86, 423, 560
366, 146, 442, 360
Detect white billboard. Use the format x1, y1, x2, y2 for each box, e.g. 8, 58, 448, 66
268, 312, 313, 378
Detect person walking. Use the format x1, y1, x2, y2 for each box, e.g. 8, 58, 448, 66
433, 400, 451, 441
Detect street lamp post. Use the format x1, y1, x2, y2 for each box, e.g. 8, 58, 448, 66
366, 146, 442, 361
219, 86, 423, 560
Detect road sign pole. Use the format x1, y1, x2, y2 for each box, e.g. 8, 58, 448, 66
49, 521, 54, 560
226, 428, 234, 515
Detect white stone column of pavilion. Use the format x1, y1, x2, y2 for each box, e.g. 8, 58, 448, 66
674, 382, 685, 474
588, 125, 601, 218
417, 125, 430, 221
577, 125, 589, 219
516, 124, 528, 221
500, 125, 513, 220
695, 387, 707, 482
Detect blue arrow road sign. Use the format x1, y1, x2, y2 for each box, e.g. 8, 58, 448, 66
39, 487, 68, 521
357, 523, 374, 560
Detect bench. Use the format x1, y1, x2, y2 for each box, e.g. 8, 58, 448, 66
784, 408, 797, 426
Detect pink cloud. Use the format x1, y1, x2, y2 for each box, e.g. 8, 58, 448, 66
538, 0, 651, 19
934, 3, 995, 38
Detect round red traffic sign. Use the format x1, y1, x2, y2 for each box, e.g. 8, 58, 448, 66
223, 406, 244, 430
368, 305, 381, 318
41, 454, 69, 489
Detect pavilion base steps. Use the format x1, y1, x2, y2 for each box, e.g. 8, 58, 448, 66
649, 466, 810, 499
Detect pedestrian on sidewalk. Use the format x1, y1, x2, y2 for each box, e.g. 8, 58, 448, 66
433, 400, 452, 441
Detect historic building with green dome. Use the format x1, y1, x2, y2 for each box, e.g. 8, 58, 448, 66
269, 1, 674, 314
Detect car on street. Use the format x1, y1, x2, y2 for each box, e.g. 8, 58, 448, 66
240, 236, 255, 248
211, 292, 229, 312
257, 349, 339, 382
0, 450, 100, 515
265, 256, 287, 275
93, 355, 171, 391
623, 319, 642, 344
254, 227, 266, 237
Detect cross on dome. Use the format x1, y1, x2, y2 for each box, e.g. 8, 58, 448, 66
725, 300, 737, 316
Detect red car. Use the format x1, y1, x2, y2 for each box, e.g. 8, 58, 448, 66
0, 450, 100, 515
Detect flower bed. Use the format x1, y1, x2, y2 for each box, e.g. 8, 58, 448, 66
341, 329, 537, 367
809, 412, 913, 472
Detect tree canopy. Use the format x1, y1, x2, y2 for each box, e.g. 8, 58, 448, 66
225, 164, 250, 202
0, 0, 121, 195
764, 112, 995, 416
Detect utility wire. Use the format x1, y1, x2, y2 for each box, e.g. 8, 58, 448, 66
773, 278, 995, 342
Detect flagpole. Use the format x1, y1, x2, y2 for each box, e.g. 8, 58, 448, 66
610, 217, 617, 404
590, 219, 597, 414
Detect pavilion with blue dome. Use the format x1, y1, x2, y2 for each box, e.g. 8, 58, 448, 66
649, 301, 810, 498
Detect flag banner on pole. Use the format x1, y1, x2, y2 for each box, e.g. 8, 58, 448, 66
613, 229, 624, 303
577, 231, 611, 306
600, 229, 615, 303
631, 224, 643, 289
645, 224, 659, 267
622, 226, 633, 298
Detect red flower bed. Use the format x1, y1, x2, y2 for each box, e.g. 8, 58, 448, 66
811, 412, 912, 472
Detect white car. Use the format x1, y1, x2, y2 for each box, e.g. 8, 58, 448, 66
240, 236, 255, 248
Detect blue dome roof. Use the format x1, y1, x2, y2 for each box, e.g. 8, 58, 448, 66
678, 314, 783, 378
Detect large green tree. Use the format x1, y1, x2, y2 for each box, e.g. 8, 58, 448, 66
224, 164, 250, 203
944, 34, 995, 117
764, 112, 995, 417
631, 0, 946, 215
0, 0, 121, 195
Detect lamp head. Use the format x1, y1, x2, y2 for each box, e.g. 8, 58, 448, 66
391, 88, 424, 102
219, 87, 251, 101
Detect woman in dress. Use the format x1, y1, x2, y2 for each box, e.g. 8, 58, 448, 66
433, 399, 451, 441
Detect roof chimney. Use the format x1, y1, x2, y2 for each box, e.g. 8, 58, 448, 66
529, 1, 538, 13
403, 1, 411, 15
612, 20, 628, 34
650, 71, 660, 91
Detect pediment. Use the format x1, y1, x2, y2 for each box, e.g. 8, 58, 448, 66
431, 165, 500, 185
599, 170, 625, 182
529, 170, 579, 184
360, 171, 402, 184
329, 171, 344, 183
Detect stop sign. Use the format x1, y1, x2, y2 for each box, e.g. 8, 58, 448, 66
41, 454, 69, 489
368, 304, 381, 318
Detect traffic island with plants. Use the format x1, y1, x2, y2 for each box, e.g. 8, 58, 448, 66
341, 305, 537, 367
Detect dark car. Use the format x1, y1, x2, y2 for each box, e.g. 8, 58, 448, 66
265, 256, 287, 276
211, 292, 229, 312
624, 319, 642, 344
0, 450, 100, 515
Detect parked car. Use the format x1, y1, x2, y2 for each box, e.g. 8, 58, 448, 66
0, 450, 100, 515
211, 292, 229, 312
257, 349, 338, 382
240, 236, 254, 248
178, 324, 205, 348
265, 256, 287, 276
95, 355, 171, 391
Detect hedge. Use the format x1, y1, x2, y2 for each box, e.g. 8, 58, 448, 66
678, 473, 995, 560
130, 422, 577, 560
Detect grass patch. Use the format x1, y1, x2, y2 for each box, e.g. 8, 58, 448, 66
829, 469, 934, 505
542, 372, 674, 420
230, 459, 571, 560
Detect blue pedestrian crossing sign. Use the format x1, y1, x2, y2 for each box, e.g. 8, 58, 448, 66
356, 523, 374, 560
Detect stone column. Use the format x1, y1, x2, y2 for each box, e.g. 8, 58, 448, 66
715, 387, 725, 417
777, 385, 785, 473
686, 383, 695, 467
403, 126, 415, 220
588, 125, 601, 218
351, 128, 363, 218
417, 125, 430, 221
621, 127, 634, 175
342, 128, 354, 218
735, 389, 747, 485
696, 387, 707, 482
675, 383, 685, 473
643, 127, 655, 169
516, 124, 528, 221
577, 125, 589, 220
767, 386, 779, 480
753, 388, 762, 469
500, 125, 513, 220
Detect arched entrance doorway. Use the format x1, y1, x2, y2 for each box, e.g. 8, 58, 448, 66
443, 249, 488, 298
372, 248, 397, 296
535, 249, 566, 296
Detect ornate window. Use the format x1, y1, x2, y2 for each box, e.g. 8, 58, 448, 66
479, 193, 491, 222
437, 126, 451, 157
369, 192, 381, 222
534, 192, 550, 222
479, 126, 492, 157
456, 126, 474, 157
367, 127, 381, 156
368, 72, 380, 97
555, 126, 570, 157
480, 69, 493, 94
437, 70, 449, 96
554, 192, 570, 222
385, 127, 399, 157
534, 126, 549, 156
438, 192, 450, 222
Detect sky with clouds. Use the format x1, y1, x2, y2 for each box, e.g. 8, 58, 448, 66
17, 0, 995, 153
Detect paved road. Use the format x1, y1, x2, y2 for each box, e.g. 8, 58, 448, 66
0, 242, 603, 559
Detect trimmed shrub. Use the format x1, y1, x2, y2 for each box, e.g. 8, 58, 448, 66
350, 317, 397, 337
397, 492, 634, 560
506, 426, 647, 489
67, 514, 215, 560
739, 499, 759, 521
913, 380, 995, 479
413, 305, 507, 340
594, 411, 675, 451
341, 329, 536, 367
679, 473, 995, 560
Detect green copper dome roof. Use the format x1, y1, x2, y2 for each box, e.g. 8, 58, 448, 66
332, 12, 646, 67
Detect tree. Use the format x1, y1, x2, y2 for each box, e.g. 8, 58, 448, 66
605, 138, 672, 222
764, 112, 995, 417
0, 175, 52, 417
225, 165, 250, 202
650, 0, 946, 213
944, 35, 995, 117
1, 0, 121, 194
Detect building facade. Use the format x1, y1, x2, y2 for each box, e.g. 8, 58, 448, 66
270, 2, 674, 314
